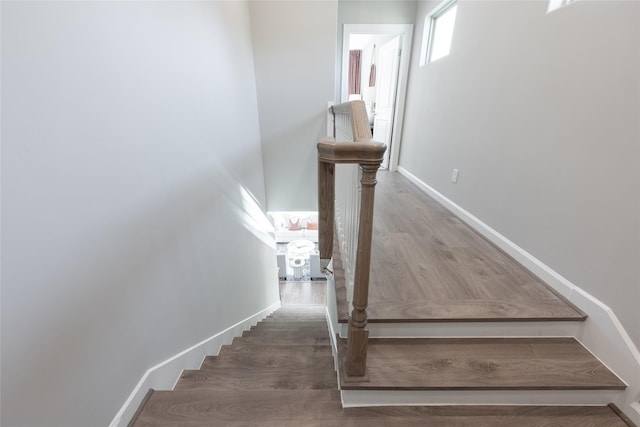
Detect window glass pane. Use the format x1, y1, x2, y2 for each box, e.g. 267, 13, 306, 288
429, 4, 457, 62
547, 0, 575, 13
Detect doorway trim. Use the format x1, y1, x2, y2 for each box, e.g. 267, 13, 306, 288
341, 24, 413, 171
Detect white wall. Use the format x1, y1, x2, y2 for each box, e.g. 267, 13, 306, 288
250, 1, 338, 211
1, 2, 280, 426
400, 1, 640, 348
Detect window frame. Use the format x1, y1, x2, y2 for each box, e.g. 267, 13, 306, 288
421, 0, 458, 66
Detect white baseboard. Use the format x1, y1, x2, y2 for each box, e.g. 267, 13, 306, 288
325, 276, 339, 355
109, 301, 281, 427
397, 166, 640, 425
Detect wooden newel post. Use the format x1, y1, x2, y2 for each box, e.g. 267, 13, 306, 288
318, 159, 335, 271
317, 113, 386, 379
346, 163, 380, 377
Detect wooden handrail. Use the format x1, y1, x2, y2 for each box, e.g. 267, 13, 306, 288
330, 100, 372, 142
318, 101, 386, 378
318, 137, 386, 165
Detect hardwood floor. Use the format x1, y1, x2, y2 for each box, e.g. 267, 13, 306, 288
131, 307, 630, 426
358, 170, 585, 322
279, 280, 327, 305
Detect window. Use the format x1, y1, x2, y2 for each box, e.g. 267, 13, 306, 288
421, 0, 458, 65
547, 0, 576, 13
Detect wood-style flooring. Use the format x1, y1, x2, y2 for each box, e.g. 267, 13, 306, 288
356, 171, 585, 322
131, 307, 630, 426
279, 280, 327, 305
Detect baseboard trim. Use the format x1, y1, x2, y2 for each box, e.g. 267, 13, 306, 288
326, 284, 339, 353
397, 166, 640, 425
109, 301, 281, 427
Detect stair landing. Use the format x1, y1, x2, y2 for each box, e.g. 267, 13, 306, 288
336, 170, 585, 323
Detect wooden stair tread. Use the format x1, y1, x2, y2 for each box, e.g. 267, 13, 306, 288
272, 306, 326, 313
231, 334, 330, 346
132, 390, 342, 426
242, 328, 330, 338
251, 321, 328, 328
132, 390, 629, 427
217, 343, 332, 357
338, 337, 626, 390
175, 366, 337, 391
265, 314, 326, 319
201, 352, 335, 371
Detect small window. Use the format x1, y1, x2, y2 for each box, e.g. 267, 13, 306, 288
547, 0, 576, 13
421, 0, 458, 65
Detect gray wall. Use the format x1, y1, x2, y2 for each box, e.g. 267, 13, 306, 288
339, 0, 417, 24
250, 1, 338, 211
1, 2, 279, 426
400, 1, 640, 347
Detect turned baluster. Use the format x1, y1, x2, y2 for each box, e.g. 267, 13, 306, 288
346, 163, 379, 377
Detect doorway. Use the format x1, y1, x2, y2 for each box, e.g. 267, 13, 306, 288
340, 24, 413, 171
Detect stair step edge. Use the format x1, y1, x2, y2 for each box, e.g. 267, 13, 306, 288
339, 389, 626, 408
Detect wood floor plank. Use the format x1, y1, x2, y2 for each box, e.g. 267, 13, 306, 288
279, 281, 327, 305
271, 306, 326, 315
246, 324, 330, 333
339, 337, 626, 390
132, 390, 342, 426
217, 343, 332, 358
175, 366, 337, 391
231, 333, 330, 346
241, 329, 330, 340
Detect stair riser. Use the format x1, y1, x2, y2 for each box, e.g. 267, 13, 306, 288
340, 389, 625, 408
336, 321, 580, 339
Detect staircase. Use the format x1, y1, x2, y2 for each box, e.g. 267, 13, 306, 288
130, 306, 631, 426
127, 101, 636, 425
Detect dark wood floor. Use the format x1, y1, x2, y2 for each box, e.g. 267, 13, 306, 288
361, 171, 585, 322
131, 307, 629, 426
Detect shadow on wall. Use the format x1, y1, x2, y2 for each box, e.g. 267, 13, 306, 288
2, 156, 278, 426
